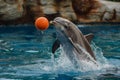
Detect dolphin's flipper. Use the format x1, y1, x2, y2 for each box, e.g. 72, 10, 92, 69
85, 33, 94, 43
52, 39, 60, 54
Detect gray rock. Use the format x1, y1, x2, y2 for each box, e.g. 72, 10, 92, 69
0, 0, 24, 21
0, 0, 120, 24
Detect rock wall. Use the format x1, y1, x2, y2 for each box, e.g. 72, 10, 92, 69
0, 0, 120, 24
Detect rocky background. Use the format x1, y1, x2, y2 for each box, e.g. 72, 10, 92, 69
0, 0, 120, 25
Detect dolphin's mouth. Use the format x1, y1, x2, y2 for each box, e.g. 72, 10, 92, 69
50, 19, 65, 31
51, 17, 67, 26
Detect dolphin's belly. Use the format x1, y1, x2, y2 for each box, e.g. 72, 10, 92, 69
61, 41, 80, 68
61, 41, 97, 66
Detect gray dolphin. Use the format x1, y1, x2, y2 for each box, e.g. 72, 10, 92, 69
51, 17, 97, 66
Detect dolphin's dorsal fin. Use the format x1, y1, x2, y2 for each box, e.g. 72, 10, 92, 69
52, 39, 60, 54
85, 33, 94, 43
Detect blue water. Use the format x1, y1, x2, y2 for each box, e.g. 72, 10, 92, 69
0, 24, 120, 80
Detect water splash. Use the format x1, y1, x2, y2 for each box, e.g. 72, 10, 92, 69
51, 42, 112, 72
91, 42, 110, 66
51, 46, 76, 73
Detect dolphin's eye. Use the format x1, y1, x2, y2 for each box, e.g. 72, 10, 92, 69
64, 25, 68, 29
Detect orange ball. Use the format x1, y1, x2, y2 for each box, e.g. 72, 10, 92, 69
35, 17, 49, 30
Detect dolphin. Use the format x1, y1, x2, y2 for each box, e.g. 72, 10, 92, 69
51, 17, 97, 67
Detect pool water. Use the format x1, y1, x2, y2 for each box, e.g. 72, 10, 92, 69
0, 25, 120, 80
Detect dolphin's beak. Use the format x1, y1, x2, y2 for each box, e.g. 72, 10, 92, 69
50, 20, 65, 31
50, 20, 56, 25
50, 21, 53, 24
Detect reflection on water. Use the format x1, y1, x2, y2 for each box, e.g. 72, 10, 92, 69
0, 25, 120, 80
